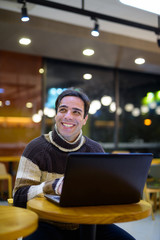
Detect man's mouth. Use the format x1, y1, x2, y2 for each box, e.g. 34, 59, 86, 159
62, 123, 75, 127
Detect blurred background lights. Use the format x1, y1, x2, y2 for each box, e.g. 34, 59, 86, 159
44, 107, 56, 118
56, 88, 63, 95
155, 90, 160, 101
144, 119, 152, 126
0, 88, 4, 93
117, 107, 122, 115
26, 102, 33, 108
32, 114, 42, 123
109, 102, 116, 112
149, 101, 157, 109
91, 100, 101, 110
49, 88, 57, 95
101, 96, 112, 106
89, 107, 97, 115
141, 105, 149, 114
83, 49, 94, 56
47, 109, 56, 118
135, 58, 145, 65
0, 101, 2, 107
38, 109, 43, 116
132, 108, 140, 117
19, 38, 31, 45
83, 73, 92, 80
124, 103, 134, 112
39, 68, 44, 74
89, 100, 101, 114
155, 106, 160, 115
5, 100, 10, 106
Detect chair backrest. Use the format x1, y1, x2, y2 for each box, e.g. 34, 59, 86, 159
148, 165, 160, 179
0, 163, 7, 175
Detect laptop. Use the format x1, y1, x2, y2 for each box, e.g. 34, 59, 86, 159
45, 152, 153, 207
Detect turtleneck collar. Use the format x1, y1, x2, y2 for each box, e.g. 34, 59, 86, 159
47, 125, 85, 152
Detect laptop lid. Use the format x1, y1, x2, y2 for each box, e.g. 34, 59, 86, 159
46, 153, 152, 207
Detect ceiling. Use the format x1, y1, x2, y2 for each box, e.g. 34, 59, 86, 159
0, 0, 160, 75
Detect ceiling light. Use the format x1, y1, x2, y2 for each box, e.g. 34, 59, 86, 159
135, 58, 145, 65
83, 49, 94, 56
21, 1, 30, 22
19, 37, 31, 45
91, 18, 100, 37
26, 102, 33, 108
39, 68, 44, 74
83, 73, 92, 80
119, 0, 160, 15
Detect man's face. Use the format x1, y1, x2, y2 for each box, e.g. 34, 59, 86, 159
55, 96, 88, 142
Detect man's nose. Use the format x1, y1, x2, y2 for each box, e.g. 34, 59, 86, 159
64, 110, 73, 119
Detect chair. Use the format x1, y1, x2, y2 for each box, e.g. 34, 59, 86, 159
143, 183, 155, 220
0, 163, 12, 198
143, 164, 160, 220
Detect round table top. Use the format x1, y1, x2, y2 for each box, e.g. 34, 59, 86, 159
27, 197, 151, 224
0, 206, 38, 240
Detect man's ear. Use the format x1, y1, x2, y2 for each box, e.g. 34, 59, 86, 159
83, 114, 88, 126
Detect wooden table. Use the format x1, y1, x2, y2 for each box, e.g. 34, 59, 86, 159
0, 205, 38, 240
27, 197, 151, 240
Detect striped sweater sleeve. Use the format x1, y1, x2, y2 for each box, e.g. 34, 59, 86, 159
13, 156, 45, 207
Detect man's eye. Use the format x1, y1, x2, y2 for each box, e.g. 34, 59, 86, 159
59, 108, 66, 112
73, 111, 81, 115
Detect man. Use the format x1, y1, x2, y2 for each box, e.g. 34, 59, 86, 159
13, 88, 135, 240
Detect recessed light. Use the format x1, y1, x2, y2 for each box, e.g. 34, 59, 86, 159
83, 49, 94, 56
83, 73, 92, 80
19, 38, 31, 45
39, 68, 44, 74
135, 58, 145, 65
26, 102, 33, 108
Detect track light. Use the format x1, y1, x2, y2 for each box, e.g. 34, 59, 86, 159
21, 1, 30, 22
91, 19, 100, 37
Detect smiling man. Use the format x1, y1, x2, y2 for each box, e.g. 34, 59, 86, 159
55, 95, 88, 142
13, 88, 135, 240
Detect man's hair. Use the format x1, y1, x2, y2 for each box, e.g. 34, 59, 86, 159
55, 88, 90, 118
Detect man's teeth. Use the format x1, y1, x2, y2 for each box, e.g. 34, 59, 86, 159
63, 123, 73, 127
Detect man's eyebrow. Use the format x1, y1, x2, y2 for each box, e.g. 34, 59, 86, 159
58, 104, 68, 109
72, 107, 83, 112
58, 105, 82, 112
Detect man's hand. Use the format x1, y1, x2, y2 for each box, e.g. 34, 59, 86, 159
43, 177, 64, 195
43, 179, 55, 194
